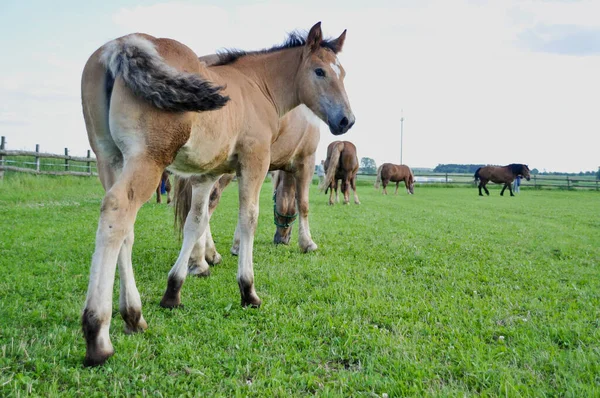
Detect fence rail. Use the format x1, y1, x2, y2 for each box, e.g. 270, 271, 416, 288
0, 136, 97, 178
1, 136, 598, 190
356, 171, 599, 190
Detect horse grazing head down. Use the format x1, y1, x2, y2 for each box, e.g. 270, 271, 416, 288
296, 23, 355, 135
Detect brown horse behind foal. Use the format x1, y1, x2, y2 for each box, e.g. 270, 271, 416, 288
80, 23, 354, 366
173, 105, 322, 278
320, 141, 360, 205
375, 163, 414, 195
474, 164, 531, 196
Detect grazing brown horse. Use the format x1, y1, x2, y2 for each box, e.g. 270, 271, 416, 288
155, 170, 172, 204
80, 23, 354, 366
374, 163, 415, 195
320, 141, 360, 205
173, 105, 322, 278
474, 164, 531, 196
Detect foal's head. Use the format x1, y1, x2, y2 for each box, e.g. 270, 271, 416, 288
297, 23, 355, 135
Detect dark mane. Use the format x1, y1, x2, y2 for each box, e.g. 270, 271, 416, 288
213, 31, 338, 66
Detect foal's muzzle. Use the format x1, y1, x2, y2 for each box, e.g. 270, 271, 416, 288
328, 113, 355, 135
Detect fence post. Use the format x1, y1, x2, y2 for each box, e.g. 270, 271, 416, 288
35, 144, 40, 172
64, 148, 69, 172
445, 173, 448, 183
566, 176, 570, 190
0, 136, 5, 180
86, 150, 92, 175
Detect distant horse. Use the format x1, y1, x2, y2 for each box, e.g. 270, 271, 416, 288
375, 163, 414, 195
155, 170, 172, 204
80, 23, 354, 366
173, 105, 322, 278
474, 164, 531, 196
320, 141, 360, 205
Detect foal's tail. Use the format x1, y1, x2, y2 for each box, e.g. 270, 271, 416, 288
173, 176, 193, 236
474, 167, 481, 183
374, 165, 383, 189
101, 35, 229, 112
319, 142, 344, 192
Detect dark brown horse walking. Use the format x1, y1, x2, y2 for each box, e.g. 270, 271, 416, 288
155, 170, 172, 204
374, 163, 414, 195
474, 164, 531, 196
320, 141, 360, 205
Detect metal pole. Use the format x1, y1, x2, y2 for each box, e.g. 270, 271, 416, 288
400, 111, 404, 165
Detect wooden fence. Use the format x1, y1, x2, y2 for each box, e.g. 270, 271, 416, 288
1, 136, 598, 190
356, 171, 600, 191
0, 136, 97, 178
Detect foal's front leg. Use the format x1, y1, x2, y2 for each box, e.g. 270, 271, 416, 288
237, 157, 270, 307
160, 176, 219, 308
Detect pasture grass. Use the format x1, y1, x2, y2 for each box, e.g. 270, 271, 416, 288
1, 173, 599, 396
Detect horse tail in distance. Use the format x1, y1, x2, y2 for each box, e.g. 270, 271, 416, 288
474, 167, 481, 183
374, 165, 383, 189
100, 35, 229, 112
173, 176, 193, 237
320, 142, 344, 192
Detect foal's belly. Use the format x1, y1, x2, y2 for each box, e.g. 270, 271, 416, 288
169, 128, 237, 176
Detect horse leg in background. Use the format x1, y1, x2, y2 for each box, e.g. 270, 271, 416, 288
394, 181, 399, 195
236, 156, 270, 307
188, 230, 210, 277
334, 180, 340, 203
295, 156, 318, 252
83, 156, 163, 366
165, 174, 172, 204
351, 174, 360, 204
500, 183, 508, 196
382, 179, 389, 195
506, 182, 515, 197
328, 181, 336, 205
161, 176, 219, 308
483, 181, 490, 196
156, 183, 162, 203
342, 179, 350, 205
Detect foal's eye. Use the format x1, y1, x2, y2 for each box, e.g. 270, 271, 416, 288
315, 68, 326, 77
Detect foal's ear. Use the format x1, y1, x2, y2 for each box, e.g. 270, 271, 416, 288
306, 22, 323, 52
330, 30, 347, 54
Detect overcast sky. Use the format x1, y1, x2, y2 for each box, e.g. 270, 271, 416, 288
1, 0, 599, 172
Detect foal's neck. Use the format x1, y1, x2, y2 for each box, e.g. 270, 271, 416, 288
234, 48, 302, 117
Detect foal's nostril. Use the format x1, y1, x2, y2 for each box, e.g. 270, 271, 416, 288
339, 117, 349, 128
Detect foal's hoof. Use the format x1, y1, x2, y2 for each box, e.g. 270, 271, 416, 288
301, 241, 318, 253
230, 245, 240, 256
189, 264, 210, 277
206, 252, 222, 266
241, 295, 262, 308
160, 278, 183, 309
124, 315, 148, 335
83, 347, 114, 367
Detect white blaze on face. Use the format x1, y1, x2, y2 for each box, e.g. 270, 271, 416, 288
330, 57, 341, 79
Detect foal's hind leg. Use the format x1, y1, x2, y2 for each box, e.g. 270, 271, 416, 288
295, 155, 318, 252
83, 156, 163, 366
161, 176, 219, 308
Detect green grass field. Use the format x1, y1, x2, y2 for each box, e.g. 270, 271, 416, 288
1, 173, 599, 396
